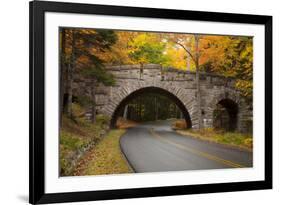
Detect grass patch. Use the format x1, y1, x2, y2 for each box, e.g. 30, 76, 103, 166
81, 129, 133, 176
177, 128, 253, 151
60, 130, 89, 150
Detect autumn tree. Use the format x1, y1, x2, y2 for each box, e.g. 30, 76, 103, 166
96, 31, 137, 65
166, 34, 196, 71
164, 43, 187, 70
199, 36, 253, 101
60, 28, 117, 122
128, 33, 170, 66
59, 28, 67, 126
166, 34, 202, 128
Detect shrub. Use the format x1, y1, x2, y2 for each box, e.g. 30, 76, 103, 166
60, 131, 87, 150
172, 120, 187, 130
116, 117, 138, 129
96, 114, 110, 126
244, 138, 253, 148
72, 103, 85, 118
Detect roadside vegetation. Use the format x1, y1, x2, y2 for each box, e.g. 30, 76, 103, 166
173, 120, 252, 151
60, 104, 133, 176
59, 103, 110, 176
75, 129, 133, 176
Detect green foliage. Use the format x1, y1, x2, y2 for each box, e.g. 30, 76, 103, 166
75, 29, 118, 85
82, 65, 116, 86
76, 29, 117, 53
62, 28, 118, 83
76, 95, 92, 108
128, 33, 170, 65
96, 114, 110, 126
71, 102, 86, 116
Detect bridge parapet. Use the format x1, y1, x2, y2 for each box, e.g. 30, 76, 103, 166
106, 64, 236, 88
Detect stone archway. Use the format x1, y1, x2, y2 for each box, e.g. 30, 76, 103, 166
108, 86, 193, 128
213, 98, 239, 131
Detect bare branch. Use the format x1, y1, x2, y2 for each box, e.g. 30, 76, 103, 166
174, 40, 195, 63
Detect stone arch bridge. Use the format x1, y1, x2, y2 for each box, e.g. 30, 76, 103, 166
72, 64, 252, 132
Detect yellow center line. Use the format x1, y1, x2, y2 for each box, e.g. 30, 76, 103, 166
149, 128, 244, 168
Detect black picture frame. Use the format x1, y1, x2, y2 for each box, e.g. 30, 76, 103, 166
29, 0, 272, 204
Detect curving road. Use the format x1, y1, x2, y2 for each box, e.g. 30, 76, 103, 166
120, 120, 253, 173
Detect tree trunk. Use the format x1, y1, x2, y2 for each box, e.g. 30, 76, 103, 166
180, 109, 183, 119
66, 29, 76, 119
194, 35, 202, 129
90, 78, 97, 123
59, 28, 66, 127
140, 63, 143, 80
138, 98, 142, 121
186, 54, 190, 71
155, 96, 158, 121
123, 104, 128, 119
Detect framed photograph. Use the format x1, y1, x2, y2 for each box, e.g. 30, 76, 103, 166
29, 0, 272, 204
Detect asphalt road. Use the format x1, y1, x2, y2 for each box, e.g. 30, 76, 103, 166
120, 120, 253, 173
